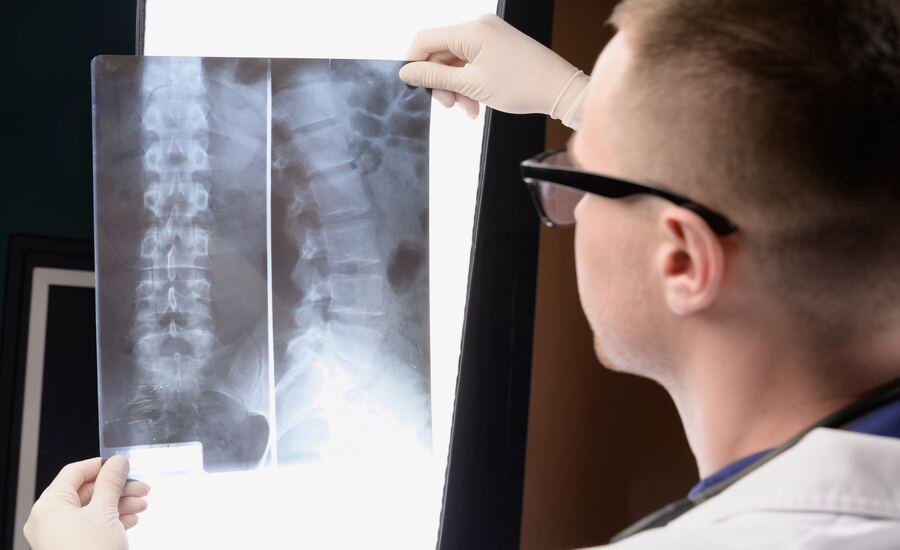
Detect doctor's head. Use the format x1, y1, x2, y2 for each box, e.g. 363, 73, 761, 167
569, 0, 900, 386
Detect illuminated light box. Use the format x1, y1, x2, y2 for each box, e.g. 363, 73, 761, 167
94, 1, 550, 548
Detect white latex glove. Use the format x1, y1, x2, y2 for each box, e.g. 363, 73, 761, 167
400, 13, 590, 129
23, 456, 150, 550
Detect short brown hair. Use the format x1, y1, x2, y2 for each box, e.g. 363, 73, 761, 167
611, 0, 900, 343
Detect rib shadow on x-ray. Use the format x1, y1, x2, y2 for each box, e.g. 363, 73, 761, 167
93, 56, 432, 476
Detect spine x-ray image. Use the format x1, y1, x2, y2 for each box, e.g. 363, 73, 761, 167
92, 56, 431, 477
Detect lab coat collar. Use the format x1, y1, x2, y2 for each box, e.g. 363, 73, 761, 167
674, 428, 900, 526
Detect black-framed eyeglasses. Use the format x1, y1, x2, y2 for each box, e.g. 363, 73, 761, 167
520, 149, 738, 236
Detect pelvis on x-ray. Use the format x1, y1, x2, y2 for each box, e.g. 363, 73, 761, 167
92, 56, 431, 476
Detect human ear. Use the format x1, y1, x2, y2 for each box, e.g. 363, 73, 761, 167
654, 206, 725, 316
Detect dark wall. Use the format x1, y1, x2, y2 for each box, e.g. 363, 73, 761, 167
0, 0, 136, 321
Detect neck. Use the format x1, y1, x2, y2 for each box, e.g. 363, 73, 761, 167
667, 320, 900, 478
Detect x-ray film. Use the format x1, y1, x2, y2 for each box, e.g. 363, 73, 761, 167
92, 56, 431, 478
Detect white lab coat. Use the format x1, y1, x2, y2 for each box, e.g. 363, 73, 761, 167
592, 428, 900, 549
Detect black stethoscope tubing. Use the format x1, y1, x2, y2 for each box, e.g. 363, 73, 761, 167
611, 375, 900, 543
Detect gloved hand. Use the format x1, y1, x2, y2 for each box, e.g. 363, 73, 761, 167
400, 13, 590, 129
23, 456, 150, 550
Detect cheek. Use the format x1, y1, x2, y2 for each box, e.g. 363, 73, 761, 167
573, 197, 618, 318
574, 198, 659, 364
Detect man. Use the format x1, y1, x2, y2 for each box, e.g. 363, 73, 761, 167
25, 1, 900, 548
400, 1, 900, 547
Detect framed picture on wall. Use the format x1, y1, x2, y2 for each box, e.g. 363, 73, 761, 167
0, 235, 98, 550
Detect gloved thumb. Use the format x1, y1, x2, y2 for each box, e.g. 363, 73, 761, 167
400, 62, 470, 96
89, 455, 130, 511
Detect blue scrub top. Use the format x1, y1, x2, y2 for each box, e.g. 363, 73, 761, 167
688, 397, 900, 499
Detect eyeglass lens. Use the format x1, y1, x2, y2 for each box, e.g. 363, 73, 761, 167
535, 151, 585, 226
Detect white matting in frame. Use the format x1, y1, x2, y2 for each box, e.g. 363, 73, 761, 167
12, 267, 95, 550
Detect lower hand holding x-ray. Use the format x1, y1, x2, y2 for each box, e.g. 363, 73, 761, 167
24, 457, 149, 550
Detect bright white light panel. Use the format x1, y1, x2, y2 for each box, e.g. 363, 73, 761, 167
136, 1, 497, 548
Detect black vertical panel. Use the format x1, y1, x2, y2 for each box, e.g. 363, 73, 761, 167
35, 285, 99, 497
439, 1, 554, 548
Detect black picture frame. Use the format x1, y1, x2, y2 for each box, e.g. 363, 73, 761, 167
0, 235, 97, 550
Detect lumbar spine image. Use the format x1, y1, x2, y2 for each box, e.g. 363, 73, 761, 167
273, 63, 430, 463
132, 58, 215, 405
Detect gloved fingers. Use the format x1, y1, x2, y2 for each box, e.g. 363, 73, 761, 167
123, 480, 151, 497
454, 93, 480, 119
118, 496, 149, 515
119, 513, 140, 530
88, 455, 130, 511
399, 62, 471, 96
77, 481, 93, 505
405, 16, 492, 63
51, 457, 102, 489
41, 457, 102, 507
432, 89, 456, 108
402, 51, 467, 102
426, 50, 465, 67
76, 478, 149, 506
